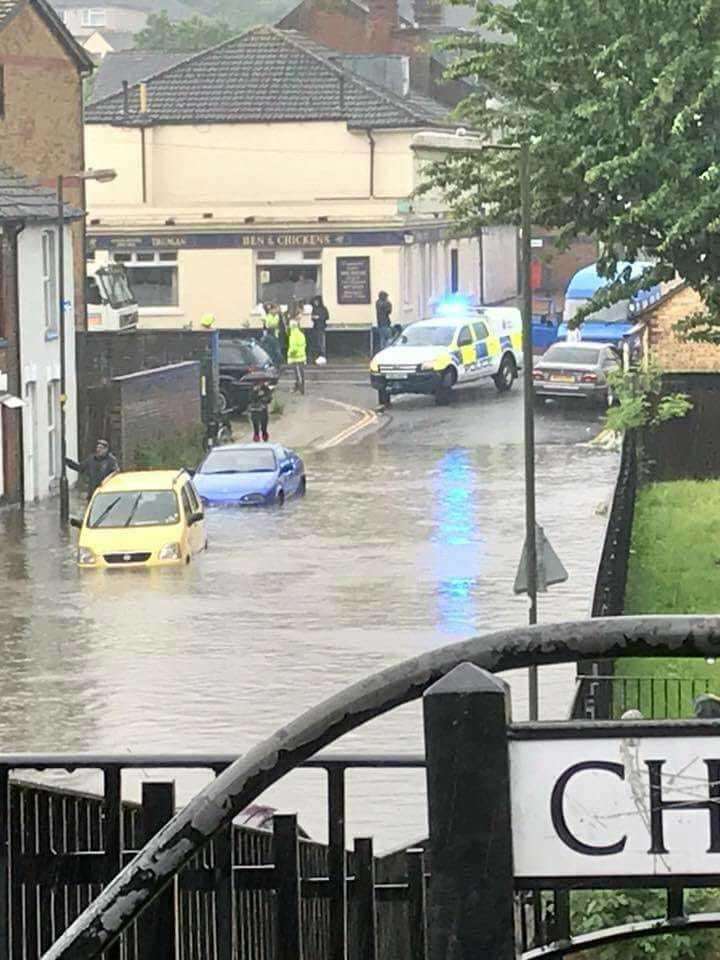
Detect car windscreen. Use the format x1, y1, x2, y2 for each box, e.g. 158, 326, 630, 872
544, 346, 601, 365
97, 267, 135, 309
399, 325, 456, 347
87, 491, 180, 528
220, 343, 256, 366
199, 448, 277, 474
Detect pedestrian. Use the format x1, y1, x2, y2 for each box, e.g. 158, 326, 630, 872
66, 439, 119, 498
375, 290, 393, 351
287, 318, 307, 394
247, 380, 273, 442
311, 294, 329, 360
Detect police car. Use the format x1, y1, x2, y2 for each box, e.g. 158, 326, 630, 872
370, 297, 523, 405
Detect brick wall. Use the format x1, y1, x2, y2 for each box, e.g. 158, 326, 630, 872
75, 329, 218, 456
0, 3, 87, 329
112, 362, 202, 468
645, 284, 720, 373
531, 232, 598, 312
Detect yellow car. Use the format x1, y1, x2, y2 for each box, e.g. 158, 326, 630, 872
73, 469, 207, 568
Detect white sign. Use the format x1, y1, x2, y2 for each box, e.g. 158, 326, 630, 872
511, 736, 720, 878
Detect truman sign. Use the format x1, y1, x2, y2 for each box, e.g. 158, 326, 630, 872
512, 731, 720, 881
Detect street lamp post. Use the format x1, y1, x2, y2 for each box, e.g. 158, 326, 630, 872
55, 168, 116, 523
411, 132, 539, 717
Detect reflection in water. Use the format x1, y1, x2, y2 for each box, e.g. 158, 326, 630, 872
432, 449, 477, 636
0, 433, 618, 849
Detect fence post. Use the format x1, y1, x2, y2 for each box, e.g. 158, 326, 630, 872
0, 769, 8, 960
423, 662, 515, 960
274, 814, 302, 960
138, 782, 176, 960
406, 848, 427, 960
103, 766, 123, 960
328, 767, 347, 960
214, 824, 235, 960
353, 838, 376, 960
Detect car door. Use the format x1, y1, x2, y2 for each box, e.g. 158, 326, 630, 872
181, 481, 204, 555
279, 449, 300, 495
472, 320, 492, 378
455, 325, 477, 381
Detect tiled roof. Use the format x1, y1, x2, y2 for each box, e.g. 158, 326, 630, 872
85, 24, 451, 129
0, 167, 82, 222
0, 0, 17, 26
90, 50, 186, 102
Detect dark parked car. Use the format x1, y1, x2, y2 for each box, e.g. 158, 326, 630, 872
532, 341, 621, 406
218, 339, 278, 413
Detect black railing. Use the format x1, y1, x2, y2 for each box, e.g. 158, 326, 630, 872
573, 432, 638, 720
0, 753, 433, 960
574, 674, 713, 721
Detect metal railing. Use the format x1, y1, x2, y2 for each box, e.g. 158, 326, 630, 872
574, 674, 713, 721
0, 752, 432, 960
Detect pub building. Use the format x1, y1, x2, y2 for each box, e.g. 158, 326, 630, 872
84, 26, 518, 331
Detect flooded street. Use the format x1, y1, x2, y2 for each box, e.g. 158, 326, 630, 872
0, 381, 617, 852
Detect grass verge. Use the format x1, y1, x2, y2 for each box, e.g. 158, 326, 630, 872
617, 480, 720, 716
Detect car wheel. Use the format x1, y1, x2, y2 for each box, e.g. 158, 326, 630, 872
185, 554, 191, 565
434, 368, 456, 405
276, 489, 285, 506
378, 387, 391, 406
533, 392, 547, 406
299, 476, 307, 496
217, 390, 230, 415
493, 355, 517, 393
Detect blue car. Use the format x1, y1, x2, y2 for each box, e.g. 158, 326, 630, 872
193, 443, 306, 506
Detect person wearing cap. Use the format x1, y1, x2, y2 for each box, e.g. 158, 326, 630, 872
66, 440, 120, 498
200, 313, 216, 329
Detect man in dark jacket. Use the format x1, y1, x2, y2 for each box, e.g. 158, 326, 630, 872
247, 381, 273, 442
311, 295, 329, 360
375, 291, 393, 350
66, 439, 119, 497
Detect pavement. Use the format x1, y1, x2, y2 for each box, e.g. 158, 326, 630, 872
231, 369, 380, 452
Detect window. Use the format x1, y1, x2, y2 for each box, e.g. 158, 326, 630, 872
180, 485, 193, 519
457, 326, 473, 348
450, 248, 459, 293
257, 264, 320, 306
472, 321, 489, 341
42, 230, 58, 334
81, 8, 107, 26
116, 252, 178, 308
47, 381, 60, 481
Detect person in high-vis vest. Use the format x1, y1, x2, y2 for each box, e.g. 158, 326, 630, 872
200, 313, 216, 329
287, 319, 307, 395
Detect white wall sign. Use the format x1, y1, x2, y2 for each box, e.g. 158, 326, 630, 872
511, 736, 720, 878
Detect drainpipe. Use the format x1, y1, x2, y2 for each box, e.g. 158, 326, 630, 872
365, 129, 376, 198
140, 128, 147, 204
122, 80, 129, 118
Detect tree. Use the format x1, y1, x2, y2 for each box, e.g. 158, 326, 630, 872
134, 11, 232, 52
424, 0, 720, 336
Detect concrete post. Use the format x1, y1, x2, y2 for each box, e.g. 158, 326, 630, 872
423, 662, 515, 960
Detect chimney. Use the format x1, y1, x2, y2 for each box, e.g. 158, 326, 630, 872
367, 0, 398, 51
413, 0, 443, 29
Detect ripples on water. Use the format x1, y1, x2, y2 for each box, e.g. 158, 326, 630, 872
0, 435, 617, 850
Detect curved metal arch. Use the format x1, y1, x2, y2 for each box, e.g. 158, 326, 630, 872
44, 615, 720, 958
524, 911, 720, 958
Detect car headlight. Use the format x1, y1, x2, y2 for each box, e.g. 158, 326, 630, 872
158, 542, 182, 561
370, 359, 379, 373
77, 546, 96, 565
420, 361, 436, 371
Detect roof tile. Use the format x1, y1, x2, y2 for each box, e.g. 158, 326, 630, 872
0, 167, 82, 223
85, 25, 451, 129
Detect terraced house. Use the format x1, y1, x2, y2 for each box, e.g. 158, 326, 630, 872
84, 25, 518, 330
0, 0, 90, 504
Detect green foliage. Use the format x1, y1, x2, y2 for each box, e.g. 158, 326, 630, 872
134, 11, 231, 52
426, 0, 720, 335
604, 363, 692, 433
163, 0, 294, 30
571, 888, 720, 959
133, 427, 206, 470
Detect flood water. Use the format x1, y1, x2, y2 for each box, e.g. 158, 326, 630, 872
0, 387, 618, 852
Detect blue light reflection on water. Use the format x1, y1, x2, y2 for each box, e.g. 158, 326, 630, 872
431, 448, 480, 636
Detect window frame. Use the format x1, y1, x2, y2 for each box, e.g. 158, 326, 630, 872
42, 229, 58, 335
472, 321, 489, 341
47, 380, 59, 481
114, 251, 179, 309
457, 325, 473, 348
81, 8, 107, 26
